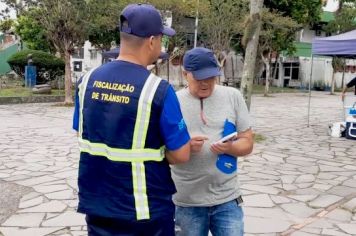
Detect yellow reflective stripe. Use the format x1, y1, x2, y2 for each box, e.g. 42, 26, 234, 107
141, 163, 149, 219
78, 71, 163, 221
78, 68, 96, 138
141, 76, 161, 148
132, 162, 150, 220
78, 138, 164, 162
132, 74, 161, 149
131, 73, 161, 220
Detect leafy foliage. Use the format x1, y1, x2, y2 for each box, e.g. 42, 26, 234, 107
259, 9, 301, 56
7, 49, 64, 84
324, 0, 356, 34
0, 19, 14, 32
200, 0, 248, 53
15, 10, 53, 52
86, 0, 123, 50
264, 0, 322, 25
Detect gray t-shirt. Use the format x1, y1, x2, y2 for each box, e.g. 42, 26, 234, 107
172, 85, 250, 207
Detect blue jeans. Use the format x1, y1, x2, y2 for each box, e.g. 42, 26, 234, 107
175, 199, 244, 236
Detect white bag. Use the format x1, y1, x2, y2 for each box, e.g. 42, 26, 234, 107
328, 122, 346, 138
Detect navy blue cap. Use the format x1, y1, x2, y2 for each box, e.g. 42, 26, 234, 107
183, 47, 221, 80
120, 4, 175, 38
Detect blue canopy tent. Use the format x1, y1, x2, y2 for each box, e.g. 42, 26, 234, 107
308, 29, 356, 126
102, 47, 170, 61
102, 47, 120, 62
102, 47, 171, 81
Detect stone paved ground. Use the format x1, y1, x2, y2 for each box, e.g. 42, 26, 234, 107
0, 92, 355, 236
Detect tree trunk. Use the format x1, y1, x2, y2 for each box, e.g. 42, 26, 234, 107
240, 0, 264, 110
330, 71, 336, 95
64, 50, 73, 104
272, 53, 279, 80
263, 53, 271, 97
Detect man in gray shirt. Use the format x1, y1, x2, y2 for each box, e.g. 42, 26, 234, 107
171, 47, 253, 236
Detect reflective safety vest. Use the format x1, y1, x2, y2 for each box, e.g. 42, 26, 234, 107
77, 66, 171, 220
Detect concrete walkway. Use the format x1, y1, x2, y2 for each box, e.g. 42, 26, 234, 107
0, 92, 355, 236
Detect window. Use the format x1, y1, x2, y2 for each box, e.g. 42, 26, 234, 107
185, 33, 194, 48
90, 49, 97, 60
283, 62, 299, 80
271, 63, 280, 80
72, 47, 84, 59
73, 61, 82, 72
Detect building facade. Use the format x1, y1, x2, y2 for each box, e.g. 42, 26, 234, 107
272, 0, 356, 90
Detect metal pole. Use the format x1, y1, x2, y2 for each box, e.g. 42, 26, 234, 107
167, 59, 170, 82
194, 0, 199, 48
307, 55, 314, 127
341, 58, 346, 89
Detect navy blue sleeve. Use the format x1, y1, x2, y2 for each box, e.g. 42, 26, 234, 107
347, 77, 356, 88
72, 88, 79, 131
160, 86, 190, 151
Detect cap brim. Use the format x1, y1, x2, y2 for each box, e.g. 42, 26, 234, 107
162, 26, 176, 36
192, 67, 221, 80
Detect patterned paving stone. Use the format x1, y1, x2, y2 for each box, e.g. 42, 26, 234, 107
2, 213, 45, 227
243, 194, 275, 208
0, 227, 63, 236
336, 223, 356, 234
1, 93, 355, 235
42, 212, 86, 227
309, 195, 343, 208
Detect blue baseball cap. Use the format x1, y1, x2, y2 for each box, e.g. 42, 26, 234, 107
120, 4, 175, 38
183, 47, 221, 80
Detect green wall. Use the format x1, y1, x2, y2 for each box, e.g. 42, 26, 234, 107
0, 44, 18, 75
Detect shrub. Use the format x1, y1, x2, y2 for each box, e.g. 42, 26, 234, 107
7, 49, 65, 84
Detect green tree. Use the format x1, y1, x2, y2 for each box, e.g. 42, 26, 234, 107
86, 0, 124, 51
259, 10, 301, 96
86, 0, 196, 55
38, 0, 88, 104
15, 11, 53, 52
324, 0, 356, 34
255, 0, 322, 96
241, 0, 264, 109
264, 0, 322, 25
200, 0, 248, 53
16, 0, 88, 104
0, 19, 14, 33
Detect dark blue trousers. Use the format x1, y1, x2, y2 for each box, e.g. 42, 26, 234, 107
85, 214, 175, 236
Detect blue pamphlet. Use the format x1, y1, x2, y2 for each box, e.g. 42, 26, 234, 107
216, 119, 238, 174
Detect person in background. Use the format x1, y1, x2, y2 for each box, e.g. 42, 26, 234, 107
341, 76, 356, 101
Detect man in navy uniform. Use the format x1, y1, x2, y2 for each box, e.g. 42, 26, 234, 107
72, 3, 190, 236
342, 76, 356, 101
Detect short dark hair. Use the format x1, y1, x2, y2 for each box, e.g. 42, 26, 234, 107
120, 31, 146, 48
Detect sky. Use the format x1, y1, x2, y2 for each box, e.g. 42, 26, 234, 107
0, 1, 17, 20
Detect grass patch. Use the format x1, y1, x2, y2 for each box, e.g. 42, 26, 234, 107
254, 133, 266, 143
0, 88, 65, 97
52, 102, 74, 107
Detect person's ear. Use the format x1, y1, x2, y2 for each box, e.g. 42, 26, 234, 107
148, 36, 155, 51
182, 70, 188, 79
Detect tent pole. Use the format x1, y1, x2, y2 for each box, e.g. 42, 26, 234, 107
341, 58, 346, 88
307, 55, 314, 127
